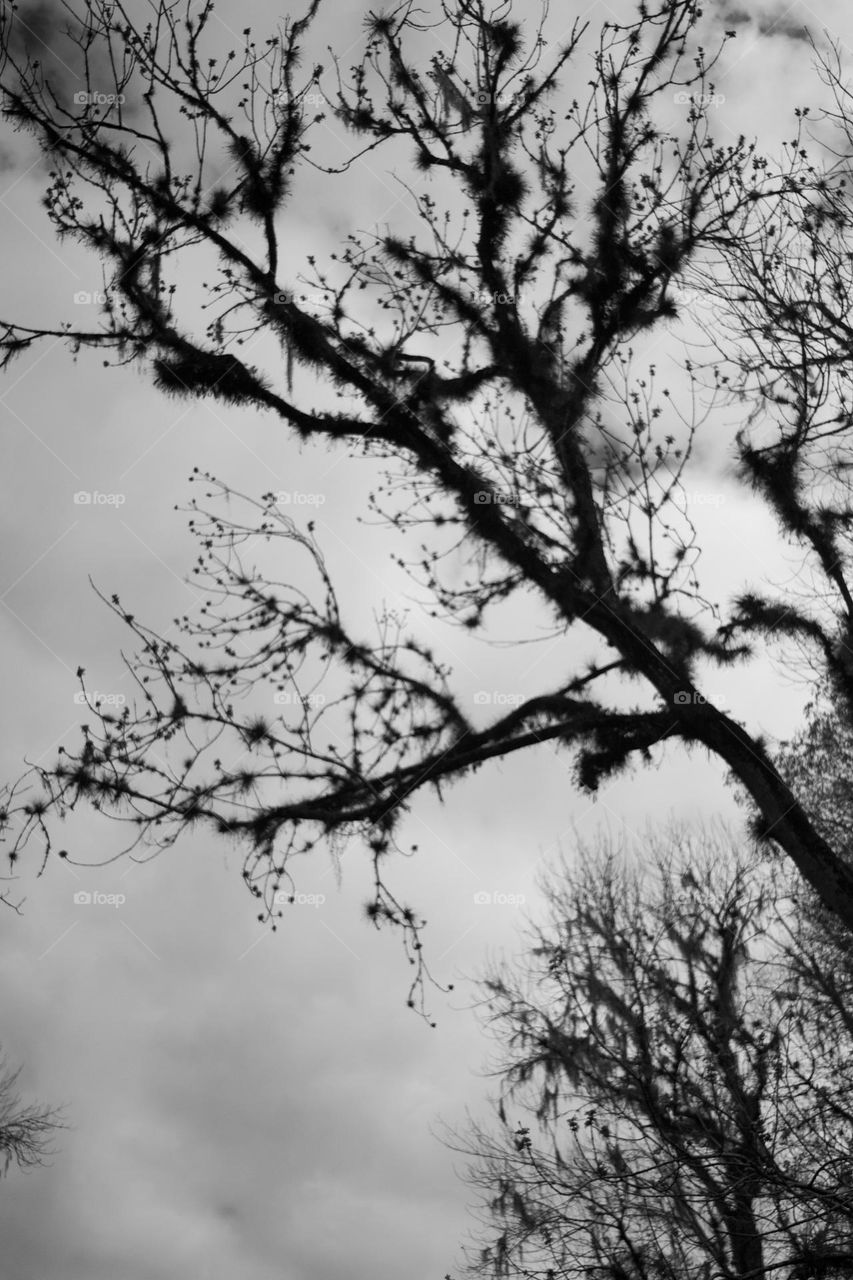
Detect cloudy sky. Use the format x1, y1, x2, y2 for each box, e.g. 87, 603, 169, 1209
0, 0, 850, 1277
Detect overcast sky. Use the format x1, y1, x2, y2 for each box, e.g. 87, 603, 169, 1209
0, 1, 850, 1277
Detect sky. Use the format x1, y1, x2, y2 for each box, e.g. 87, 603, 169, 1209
0, 0, 852, 1277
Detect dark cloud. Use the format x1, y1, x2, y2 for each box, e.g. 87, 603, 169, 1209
716, 2, 810, 42
3, 1, 82, 96
759, 14, 810, 41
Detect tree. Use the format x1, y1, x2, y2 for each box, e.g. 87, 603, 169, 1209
772, 692, 853, 1000
3, 0, 853, 995
449, 829, 853, 1280
0, 1053, 62, 1176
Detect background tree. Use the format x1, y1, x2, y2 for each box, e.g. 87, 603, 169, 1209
772, 693, 853, 1014
3, 1, 853, 990
449, 829, 853, 1280
0, 1053, 62, 1177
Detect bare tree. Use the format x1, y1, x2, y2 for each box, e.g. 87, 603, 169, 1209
3, 1, 853, 998
0, 1055, 62, 1176
448, 830, 853, 1280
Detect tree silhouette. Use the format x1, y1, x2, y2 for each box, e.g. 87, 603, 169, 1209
0, 1054, 62, 1176
2, 1, 853, 1002
773, 692, 853, 999
449, 829, 853, 1280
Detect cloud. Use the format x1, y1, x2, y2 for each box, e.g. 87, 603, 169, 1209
3, 1, 80, 96
716, 1, 811, 42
